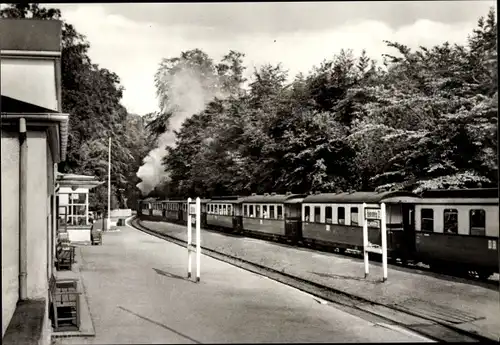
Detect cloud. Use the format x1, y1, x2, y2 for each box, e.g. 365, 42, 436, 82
53, 3, 494, 115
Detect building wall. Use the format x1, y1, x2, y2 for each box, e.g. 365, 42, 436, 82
26, 131, 49, 299
1, 130, 20, 337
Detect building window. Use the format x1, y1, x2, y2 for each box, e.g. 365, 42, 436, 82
64, 192, 88, 226
421, 209, 434, 232
443, 209, 458, 234
277, 205, 283, 219
325, 207, 333, 224
470, 209, 485, 236
338, 207, 345, 224
304, 206, 310, 222
314, 206, 321, 223
270, 205, 275, 219
244, 205, 248, 216
351, 207, 359, 226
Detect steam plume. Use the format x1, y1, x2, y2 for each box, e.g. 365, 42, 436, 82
136, 62, 226, 195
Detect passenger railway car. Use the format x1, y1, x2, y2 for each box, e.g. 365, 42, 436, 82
184, 199, 210, 227
240, 192, 307, 242
301, 191, 418, 260
137, 188, 499, 279
206, 196, 242, 232
412, 188, 498, 279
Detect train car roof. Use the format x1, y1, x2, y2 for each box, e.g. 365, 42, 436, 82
419, 188, 498, 199
142, 197, 157, 202
208, 199, 244, 204
187, 199, 211, 204
240, 193, 307, 203
303, 191, 418, 204
210, 195, 240, 201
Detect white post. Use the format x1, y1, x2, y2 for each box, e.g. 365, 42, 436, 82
362, 202, 369, 278
187, 197, 192, 278
107, 137, 111, 231
196, 197, 201, 283
85, 192, 89, 225
381, 203, 388, 282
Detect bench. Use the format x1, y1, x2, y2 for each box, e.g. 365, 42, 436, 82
56, 243, 74, 271
49, 275, 81, 332
90, 225, 102, 245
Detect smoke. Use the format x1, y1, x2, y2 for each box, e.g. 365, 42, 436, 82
136, 63, 227, 195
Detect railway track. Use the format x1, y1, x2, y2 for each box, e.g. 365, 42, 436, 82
129, 217, 497, 343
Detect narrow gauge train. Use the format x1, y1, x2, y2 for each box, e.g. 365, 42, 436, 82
137, 188, 499, 280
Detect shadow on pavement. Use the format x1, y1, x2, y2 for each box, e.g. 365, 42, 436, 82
118, 306, 201, 344
153, 268, 197, 284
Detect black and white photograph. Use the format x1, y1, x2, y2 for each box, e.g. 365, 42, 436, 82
0, 1, 498, 344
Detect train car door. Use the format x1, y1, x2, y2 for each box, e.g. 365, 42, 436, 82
284, 203, 302, 244
402, 204, 416, 254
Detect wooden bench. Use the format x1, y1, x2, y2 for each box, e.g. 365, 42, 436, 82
49, 275, 81, 332
56, 244, 74, 271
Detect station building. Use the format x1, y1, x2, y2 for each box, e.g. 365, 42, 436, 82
1, 18, 68, 344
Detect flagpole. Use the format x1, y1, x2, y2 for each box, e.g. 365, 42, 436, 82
107, 137, 111, 230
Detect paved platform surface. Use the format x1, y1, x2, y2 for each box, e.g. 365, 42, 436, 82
53, 225, 432, 344
139, 219, 500, 342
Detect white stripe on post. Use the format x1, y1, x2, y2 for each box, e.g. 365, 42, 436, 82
196, 197, 201, 282
381, 202, 388, 282
187, 197, 192, 278
363, 202, 369, 278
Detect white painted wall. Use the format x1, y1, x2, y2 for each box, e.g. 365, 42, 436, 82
1, 131, 20, 337
26, 131, 48, 299
67, 229, 91, 243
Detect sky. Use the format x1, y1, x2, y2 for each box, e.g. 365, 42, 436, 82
44, 1, 496, 116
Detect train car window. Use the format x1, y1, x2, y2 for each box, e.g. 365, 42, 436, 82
263, 205, 268, 218
470, 209, 485, 236
277, 205, 283, 219
314, 206, 321, 223
228, 205, 232, 216
421, 209, 434, 232
270, 205, 275, 219
249, 205, 254, 217
211, 204, 214, 213
244, 205, 248, 216
304, 206, 311, 222
325, 207, 333, 223
223, 204, 227, 215
256, 205, 261, 218
443, 209, 458, 234
338, 207, 345, 224
351, 207, 359, 226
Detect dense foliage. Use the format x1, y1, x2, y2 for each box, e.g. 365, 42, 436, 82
1, 3, 152, 210
147, 8, 497, 198
3, 4, 496, 203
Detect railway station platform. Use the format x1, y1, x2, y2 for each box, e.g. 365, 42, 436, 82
137, 219, 500, 342
53, 224, 433, 344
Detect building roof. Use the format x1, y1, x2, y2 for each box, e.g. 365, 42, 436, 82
303, 191, 418, 204
56, 173, 103, 189
1, 19, 68, 163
